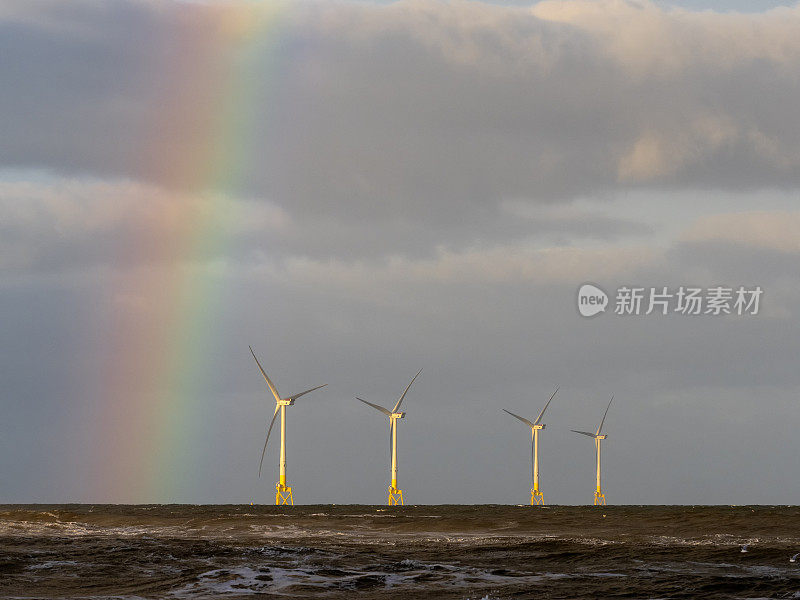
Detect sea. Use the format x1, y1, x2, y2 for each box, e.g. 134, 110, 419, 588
2, 505, 800, 599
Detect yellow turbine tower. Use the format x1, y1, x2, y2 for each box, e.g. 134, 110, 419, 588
357, 369, 422, 505
571, 396, 613, 505
503, 387, 558, 506
249, 346, 327, 505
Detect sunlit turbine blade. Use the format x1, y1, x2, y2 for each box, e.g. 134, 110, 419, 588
534, 386, 559, 425
357, 397, 392, 416
249, 346, 282, 403
288, 383, 327, 401
596, 395, 613, 436
503, 409, 535, 429
392, 368, 422, 413
258, 405, 280, 478
571, 429, 597, 438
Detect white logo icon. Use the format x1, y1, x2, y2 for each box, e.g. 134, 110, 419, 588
578, 283, 608, 317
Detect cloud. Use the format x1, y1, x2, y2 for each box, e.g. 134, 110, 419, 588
532, 0, 800, 76
2, 0, 800, 221
263, 244, 658, 293
0, 173, 659, 277
682, 210, 800, 254
0, 175, 289, 272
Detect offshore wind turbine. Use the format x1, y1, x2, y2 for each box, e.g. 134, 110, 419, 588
357, 369, 422, 505
249, 346, 327, 505
572, 396, 613, 505
503, 387, 558, 506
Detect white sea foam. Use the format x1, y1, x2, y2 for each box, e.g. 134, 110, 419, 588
27, 560, 80, 571
165, 557, 553, 598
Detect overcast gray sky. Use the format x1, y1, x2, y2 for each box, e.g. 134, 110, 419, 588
2, 0, 800, 505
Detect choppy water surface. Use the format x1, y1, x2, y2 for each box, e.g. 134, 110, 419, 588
2, 504, 800, 599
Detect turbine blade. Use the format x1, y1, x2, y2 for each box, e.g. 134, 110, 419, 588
249, 346, 282, 403
392, 368, 422, 413
571, 429, 597, 438
503, 409, 535, 429
534, 386, 559, 425
357, 397, 392, 416
258, 404, 280, 478
288, 383, 327, 401
596, 395, 613, 436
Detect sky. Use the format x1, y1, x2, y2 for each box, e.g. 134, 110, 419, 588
2, 0, 800, 505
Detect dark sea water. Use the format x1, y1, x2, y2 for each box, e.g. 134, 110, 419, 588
2, 505, 800, 599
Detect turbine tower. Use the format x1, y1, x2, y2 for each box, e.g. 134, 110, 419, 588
571, 396, 613, 505
357, 369, 422, 506
249, 346, 327, 505
503, 387, 558, 506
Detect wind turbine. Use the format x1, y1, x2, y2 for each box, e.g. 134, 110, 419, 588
249, 346, 327, 505
572, 396, 613, 505
503, 387, 558, 506
357, 369, 422, 505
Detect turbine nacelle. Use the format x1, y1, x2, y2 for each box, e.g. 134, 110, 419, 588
391, 412, 405, 419
533, 424, 545, 430
278, 398, 295, 406
596, 434, 607, 440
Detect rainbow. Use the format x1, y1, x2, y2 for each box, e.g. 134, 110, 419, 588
97, 2, 293, 502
